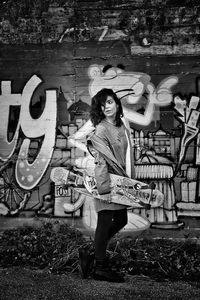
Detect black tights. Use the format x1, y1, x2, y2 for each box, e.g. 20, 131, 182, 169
94, 209, 127, 261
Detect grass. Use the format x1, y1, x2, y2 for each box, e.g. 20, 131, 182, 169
1, 220, 200, 282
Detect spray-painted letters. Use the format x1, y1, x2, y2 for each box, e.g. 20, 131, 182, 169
0, 75, 57, 190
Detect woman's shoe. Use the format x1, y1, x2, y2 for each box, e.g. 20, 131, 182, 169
93, 260, 125, 283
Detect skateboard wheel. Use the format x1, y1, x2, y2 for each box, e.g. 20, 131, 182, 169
134, 183, 141, 190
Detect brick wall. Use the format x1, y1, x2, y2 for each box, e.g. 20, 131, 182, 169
0, 0, 199, 54
0, 0, 200, 227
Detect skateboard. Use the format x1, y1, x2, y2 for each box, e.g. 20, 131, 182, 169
50, 167, 164, 209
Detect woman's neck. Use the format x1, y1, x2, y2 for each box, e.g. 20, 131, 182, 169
105, 116, 116, 125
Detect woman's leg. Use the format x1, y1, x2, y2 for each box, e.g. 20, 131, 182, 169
94, 209, 128, 260
93, 209, 126, 282
107, 209, 128, 240
94, 210, 114, 261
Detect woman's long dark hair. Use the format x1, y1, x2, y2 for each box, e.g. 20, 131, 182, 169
90, 88, 123, 127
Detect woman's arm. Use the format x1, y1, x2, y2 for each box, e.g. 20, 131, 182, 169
89, 123, 112, 200
93, 148, 111, 195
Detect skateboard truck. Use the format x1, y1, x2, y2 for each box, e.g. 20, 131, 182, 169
146, 181, 156, 209
133, 182, 156, 209
149, 182, 156, 190
138, 182, 156, 210
143, 203, 151, 210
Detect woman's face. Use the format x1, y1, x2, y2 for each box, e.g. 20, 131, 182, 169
101, 96, 118, 119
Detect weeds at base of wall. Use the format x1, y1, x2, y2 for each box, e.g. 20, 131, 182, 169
0, 220, 200, 282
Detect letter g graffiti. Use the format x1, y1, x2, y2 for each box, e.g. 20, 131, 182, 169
0, 75, 57, 190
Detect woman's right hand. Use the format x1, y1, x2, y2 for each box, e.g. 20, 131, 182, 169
100, 193, 112, 204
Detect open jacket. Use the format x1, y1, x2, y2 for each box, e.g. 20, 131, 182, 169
87, 118, 135, 212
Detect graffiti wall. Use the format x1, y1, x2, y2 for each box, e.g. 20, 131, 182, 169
0, 43, 199, 234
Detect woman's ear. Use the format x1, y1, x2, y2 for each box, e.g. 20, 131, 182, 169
101, 103, 105, 110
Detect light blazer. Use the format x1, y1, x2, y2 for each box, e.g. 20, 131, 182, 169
87, 118, 135, 212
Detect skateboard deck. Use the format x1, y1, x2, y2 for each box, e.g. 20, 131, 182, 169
50, 167, 164, 209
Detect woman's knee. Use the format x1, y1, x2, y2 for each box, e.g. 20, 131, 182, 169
115, 209, 128, 229
121, 210, 128, 227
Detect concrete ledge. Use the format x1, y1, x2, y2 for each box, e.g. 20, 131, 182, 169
1, 216, 200, 242
131, 44, 200, 55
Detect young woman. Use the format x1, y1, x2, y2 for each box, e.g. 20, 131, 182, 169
79, 88, 135, 282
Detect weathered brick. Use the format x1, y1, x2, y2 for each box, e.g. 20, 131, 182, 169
0, 0, 199, 54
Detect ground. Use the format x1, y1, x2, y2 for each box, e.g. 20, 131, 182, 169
1, 267, 200, 300
1, 219, 200, 299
